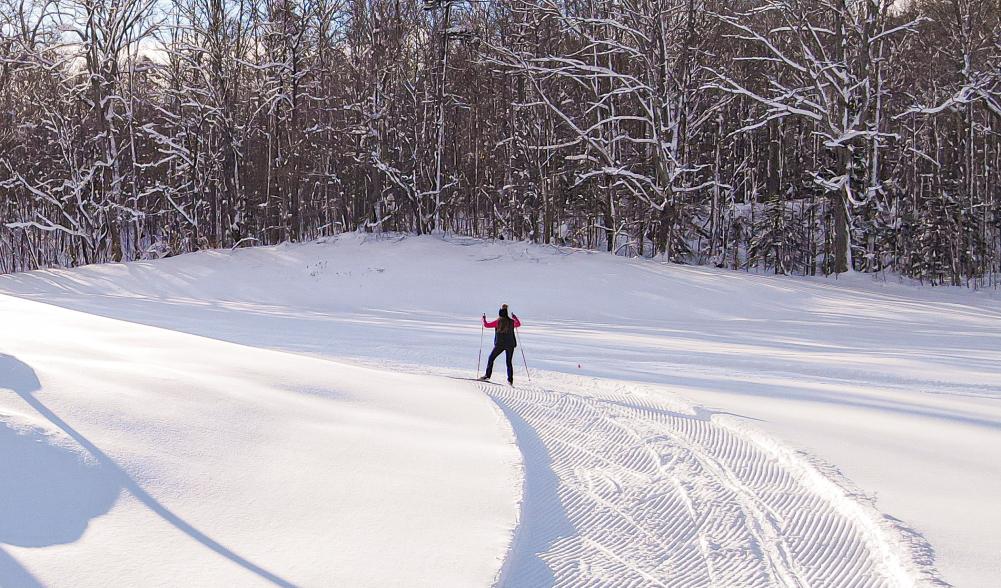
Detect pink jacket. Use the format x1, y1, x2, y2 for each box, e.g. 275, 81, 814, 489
483, 316, 521, 329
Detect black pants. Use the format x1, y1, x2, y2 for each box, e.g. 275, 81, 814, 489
485, 345, 515, 382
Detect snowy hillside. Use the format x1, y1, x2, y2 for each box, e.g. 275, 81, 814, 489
2, 234, 999, 587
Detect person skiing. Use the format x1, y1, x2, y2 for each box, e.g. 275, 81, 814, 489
479, 304, 521, 385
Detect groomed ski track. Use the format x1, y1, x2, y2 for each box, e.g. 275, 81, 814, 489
480, 379, 930, 588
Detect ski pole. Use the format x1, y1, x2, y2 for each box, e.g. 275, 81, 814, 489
476, 317, 485, 377
515, 325, 531, 382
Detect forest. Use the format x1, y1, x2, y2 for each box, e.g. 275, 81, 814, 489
0, 0, 998, 285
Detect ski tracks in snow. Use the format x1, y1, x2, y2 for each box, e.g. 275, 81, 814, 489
486, 382, 931, 588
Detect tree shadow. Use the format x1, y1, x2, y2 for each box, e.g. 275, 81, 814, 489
0, 546, 43, 588
0, 354, 296, 587
0, 423, 119, 548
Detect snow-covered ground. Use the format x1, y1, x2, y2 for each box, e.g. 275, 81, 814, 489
1, 234, 999, 587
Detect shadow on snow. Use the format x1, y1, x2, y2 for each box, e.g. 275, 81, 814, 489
0, 353, 296, 587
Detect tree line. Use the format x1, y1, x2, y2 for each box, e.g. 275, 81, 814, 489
1, 0, 998, 285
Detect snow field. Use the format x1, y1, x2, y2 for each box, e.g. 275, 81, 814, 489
0, 293, 519, 587
2, 233, 999, 586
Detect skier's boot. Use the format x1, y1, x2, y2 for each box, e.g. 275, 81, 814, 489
508, 378, 514, 386
478, 375, 490, 382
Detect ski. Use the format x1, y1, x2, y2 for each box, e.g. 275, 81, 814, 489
446, 376, 515, 386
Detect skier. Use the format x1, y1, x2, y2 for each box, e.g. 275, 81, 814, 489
479, 304, 521, 385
